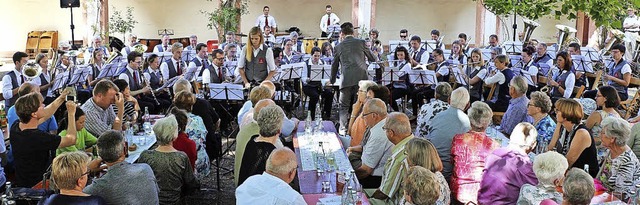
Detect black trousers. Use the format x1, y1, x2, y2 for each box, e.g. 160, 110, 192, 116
411, 86, 434, 114
302, 85, 333, 120
486, 100, 509, 112
388, 86, 409, 112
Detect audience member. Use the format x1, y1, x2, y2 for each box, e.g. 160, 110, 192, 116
7, 83, 62, 134
350, 99, 393, 188
562, 168, 596, 205
517, 151, 568, 205
527, 91, 556, 149
347, 80, 378, 146
451, 101, 499, 204
500, 76, 532, 134
415, 82, 452, 138
81, 80, 125, 136
549, 98, 598, 177
400, 166, 441, 205
11, 93, 77, 187
239, 86, 272, 127
585, 86, 621, 149
596, 117, 640, 201
405, 138, 450, 205
56, 107, 97, 156
236, 148, 305, 205
169, 108, 197, 169
479, 122, 538, 204
112, 79, 139, 121
137, 115, 200, 204
371, 112, 414, 204
238, 105, 284, 185
173, 91, 210, 179
84, 131, 159, 204
40, 152, 106, 204
426, 87, 471, 180
627, 122, 640, 162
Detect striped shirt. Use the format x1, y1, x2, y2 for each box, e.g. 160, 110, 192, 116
112, 101, 137, 121
379, 135, 413, 204
81, 98, 116, 137
596, 149, 640, 200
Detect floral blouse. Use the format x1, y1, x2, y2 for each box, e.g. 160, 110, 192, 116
517, 183, 562, 205
534, 115, 556, 145
186, 113, 210, 180
597, 149, 640, 201
450, 131, 499, 204
415, 99, 449, 138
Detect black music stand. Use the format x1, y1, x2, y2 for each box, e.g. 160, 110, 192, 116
408, 70, 437, 86
388, 40, 409, 52
156, 52, 173, 62
423, 40, 438, 52
309, 65, 331, 81
503, 41, 523, 54
380, 68, 404, 86
50, 71, 68, 94
181, 50, 196, 63
183, 63, 201, 82
68, 65, 91, 88
97, 63, 121, 80
583, 47, 602, 62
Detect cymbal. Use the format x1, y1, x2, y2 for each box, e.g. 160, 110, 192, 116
235, 33, 248, 37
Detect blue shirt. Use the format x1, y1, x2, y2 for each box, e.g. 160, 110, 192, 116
500, 96, 532, 134
7, 106, 58, 132
532, 115, 556, 144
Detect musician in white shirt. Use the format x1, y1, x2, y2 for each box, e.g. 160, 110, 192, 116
159, 43, 185, 81
624, 8, 640, 32
202, 49, 229, 84
319, 5, 340, 37
519, 46, 539, 96
184, 35, 199, 51
255, 6, 277, 33
263, 26, 276, 47
430, 29, 445, 50
186, 43, 210, 82
153, 34, 172, 53
484, 34, 500, 50
400, 29, 409, 41
408, 36, 429, 67
120, 34, 138, 55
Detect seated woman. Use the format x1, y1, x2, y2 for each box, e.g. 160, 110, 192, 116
56, 107, 98, 156
346, 80, 381, 146
548, 51, 575, 101
451, 101, 499, 204
415, 82, 452, 138
585, 86, 621, 153
527, 91, 556, 152
173, 91, 210, 179
112, 79, 140, 121
465, 48, 488, 103
237, 105, 283, 185
405, 138, 450, 205
517, 151, 568, 204
40, 152, 106, 205
169, 108, 197, 170
596, 117, 640, 201
401, 166, 441, 205
137, 115, 200, 204
548, 98, 599, 177
387, 46, 412, 111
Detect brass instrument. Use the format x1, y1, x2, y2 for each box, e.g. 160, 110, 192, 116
133, 44, 148, 54
555, 24, 577, 52
539, 66, 556, 94
22, 62, 42, 82
436, 35, 445, 49
522, 18, 540, 44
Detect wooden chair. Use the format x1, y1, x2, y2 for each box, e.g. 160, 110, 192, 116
38, 31, 58, 53
623, 91, 640, 119
486, 83, 497, 102
572, 85, 586, 98
590, 70, 604, 90
493, 112, 504, 125
25, 31, 43, 58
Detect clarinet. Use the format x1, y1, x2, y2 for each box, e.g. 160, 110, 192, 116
143, 73, 160, 105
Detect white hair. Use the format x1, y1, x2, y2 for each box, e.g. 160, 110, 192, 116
510, 76, 528, 95
563, 168, 595, 205
172, 78, 192, 94
601, 117, 631, 146
358, 80, 377, 92
509, 122, 537, 149
153, 115, 179, 145
93, 35, 102, 41
364, 98, 387, 116
467, 101, 493, 130
533, 151, 568, 186
266, 148, 297, 175
449, 87, 470, 110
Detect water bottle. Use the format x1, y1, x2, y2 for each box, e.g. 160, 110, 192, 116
304, 111, 312, 135
143, 107, 152, 135
342, 186, 355, 205
341, 181, 351, 204
5, 182, 12, 198
584, 164, 589, 174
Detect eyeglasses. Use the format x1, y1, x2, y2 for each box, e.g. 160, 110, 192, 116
400, 35, 407, 38
527, 103, 536, 107
362, 112, 375, 117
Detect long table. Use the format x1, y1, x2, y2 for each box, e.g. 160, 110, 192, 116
294, 121, 369, 205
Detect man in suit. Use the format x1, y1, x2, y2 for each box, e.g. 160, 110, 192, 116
330, 22, 377, 135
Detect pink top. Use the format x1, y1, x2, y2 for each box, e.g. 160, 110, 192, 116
450, 131, 499, 204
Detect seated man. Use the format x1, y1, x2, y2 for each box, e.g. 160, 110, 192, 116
236, 147, 306, 205
350, 99, 393, 188
478, 123, 539, 204
370, 112, 415, 204
11, 93, 78, 188
500, 76, 533, 134
426, 88, 471, 180
84, 130, 159, 204
172, 78, 221, 161
81, 80, 125, 136
484, 54, 515, 112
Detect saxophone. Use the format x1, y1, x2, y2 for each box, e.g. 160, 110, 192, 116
539, 66, 555, 94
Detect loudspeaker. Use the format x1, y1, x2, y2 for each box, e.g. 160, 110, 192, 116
60, 0, 80, 8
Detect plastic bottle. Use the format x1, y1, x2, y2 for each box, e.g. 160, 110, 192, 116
304, 111, 312, 135
143, 107, 152, 135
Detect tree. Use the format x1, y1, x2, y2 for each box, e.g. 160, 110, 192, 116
477, 0, 556, 21
109, 6, 138, 40
202, 0, 249, 42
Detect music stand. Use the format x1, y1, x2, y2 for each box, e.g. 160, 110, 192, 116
509, 55, 524, 70
503, 41, 523, 54
309, 65, 332, 81
423, 40, 438, 52
408, 69, 437, 86
156, 52, 173, 62
280, 62, 304, 80
67, 65, 91, 87
97, 63, 122, 80
50, 71, 68, 93
327, 25, 341, 40
155, 76, 181, 92
380, 67, 405, 85
582, 47, 602, 62
321, 57, 333, 65
181, 50, 196, 63
208, 82, 245, 180
183, 63, 202, 82
290, 54, 305, 64
388, 40, 409, 52
443, 49, 452, 60
480, 49, 493, 61
367, 69, 377, 81
449, 65, 468, 86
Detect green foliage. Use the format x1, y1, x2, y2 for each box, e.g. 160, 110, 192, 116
109, 6, 138, 39
202, 0, 249, 41
475, 0, 556, 20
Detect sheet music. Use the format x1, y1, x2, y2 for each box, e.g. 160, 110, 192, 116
503, 41, 524, 54
309, 65, 332, 81
50, 71, 68, 92
155, 76, 181, 92
381, 67, 405, 85
424, 40, 438, 52
408, 69, 437, 85
154, 52, 173, 62
443, 49, 452, 60
479, 49, 493, 62
67, 65, 92, 85
581, 47, 601, 62
279, 62, 304, 80
97, 63, 122, 79
183, 63, 201, 82
209, 83, 244, 100
509, 55, 524, 70
388, 40, 409, 52
181, 50, 196, 62
450, 66, 468, 85
571, 55, 593, 73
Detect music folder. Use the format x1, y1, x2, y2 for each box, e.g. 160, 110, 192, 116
209, 83, 245, 100
408, 69, 437, 85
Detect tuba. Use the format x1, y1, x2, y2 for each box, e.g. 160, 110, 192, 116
22, 62, 42, 82
555, 24, 577, 52
522, 18, 540, 45
133, 44, 148, 54
105, 51, 121, 64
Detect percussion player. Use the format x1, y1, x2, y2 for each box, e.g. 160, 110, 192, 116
255, 6, 277, 33
320, 5, 340, 37
623, 8, 640, 60
238, 26, 277, 88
